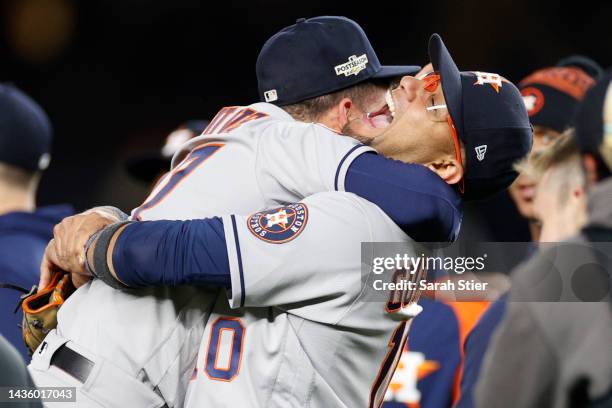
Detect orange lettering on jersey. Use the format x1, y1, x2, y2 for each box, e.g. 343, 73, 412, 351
222, 109, 268, 133
204, 107, 269, 135
204, 107, 239, 134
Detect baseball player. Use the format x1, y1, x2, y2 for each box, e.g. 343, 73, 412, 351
41, 30, 531, 408
509, 56, 601, 241
0, 84, 74, 361
31, 18, 459, 408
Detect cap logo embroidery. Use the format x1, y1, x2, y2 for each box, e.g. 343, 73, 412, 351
475, 145, 488, 162
520, 87, 545, 116
264, 89, 278, 102
335, 54, 369, 77
473, 71, 503, 93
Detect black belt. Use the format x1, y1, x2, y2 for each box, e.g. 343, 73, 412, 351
50, 344, 94, 383
48, 344, 170, 408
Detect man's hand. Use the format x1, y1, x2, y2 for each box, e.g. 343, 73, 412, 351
39, 211, 118, 289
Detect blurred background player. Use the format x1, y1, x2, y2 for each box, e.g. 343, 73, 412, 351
125, 120, 209, 189
0, 84, 73, 361
509, 56, 602, 241
475, 69, 612, 408
528, 130, 588, 241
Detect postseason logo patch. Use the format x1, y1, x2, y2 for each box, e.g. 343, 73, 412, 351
247, 203, 308, 243
335, 54, 369, 77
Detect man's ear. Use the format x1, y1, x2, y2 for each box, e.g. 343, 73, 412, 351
426, 157, 464, 185
336, 97, 353, 130
318, 97, 353, 132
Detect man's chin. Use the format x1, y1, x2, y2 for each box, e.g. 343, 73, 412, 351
370, 125, 399, 150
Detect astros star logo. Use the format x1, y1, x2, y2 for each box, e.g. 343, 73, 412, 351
523, 94, 537, 111
384, 351, 440, 404
473, 71, 504, 93
520, 87, 545, 116
248, 203, 308, 244
265, 209, 293, 229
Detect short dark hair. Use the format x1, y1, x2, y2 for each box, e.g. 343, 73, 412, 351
281, 79, 392, 122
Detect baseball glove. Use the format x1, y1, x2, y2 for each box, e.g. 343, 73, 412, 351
19, 271, 75, 354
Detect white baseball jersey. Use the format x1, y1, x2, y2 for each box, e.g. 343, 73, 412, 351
29, 102, 377, 407
132, 102, 373, 221
184, 192, 420, 408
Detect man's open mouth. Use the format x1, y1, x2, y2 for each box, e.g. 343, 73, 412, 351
366, 99, 394, 129
385, 89, 396, 118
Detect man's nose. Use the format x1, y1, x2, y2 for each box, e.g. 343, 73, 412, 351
398, 76, 422, 102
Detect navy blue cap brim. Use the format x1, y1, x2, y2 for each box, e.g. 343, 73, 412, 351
428, 33, 532, 201
373, 65, 421, 79
428, 34, 464, 138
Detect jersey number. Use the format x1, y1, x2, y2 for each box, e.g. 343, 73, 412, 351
132, 143, 224, 220
205, 318, 245, 381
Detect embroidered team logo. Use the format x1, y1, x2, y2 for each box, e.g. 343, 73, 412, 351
473, 71, 504, 93
264, 89, 278, 103
247, 203, 308, 243
520, 87, 545, 116
475, 145, 488, 161
335, 54, 369, 77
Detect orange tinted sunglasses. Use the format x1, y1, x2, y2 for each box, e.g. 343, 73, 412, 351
422, 73, 465, 193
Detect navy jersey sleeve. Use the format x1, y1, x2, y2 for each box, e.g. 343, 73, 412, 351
345, 152, 462, 242
454, 295, 508, 408
111, 218, 231, 289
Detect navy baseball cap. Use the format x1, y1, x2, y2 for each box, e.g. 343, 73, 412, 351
0, 84, 52, 172
429, 34, 533, 200
257, 16, 421, 106
518, 56, 600, 133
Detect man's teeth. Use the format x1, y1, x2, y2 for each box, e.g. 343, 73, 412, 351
385, 90, 395, 118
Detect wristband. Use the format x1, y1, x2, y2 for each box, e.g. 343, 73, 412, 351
91, 221, 133, 289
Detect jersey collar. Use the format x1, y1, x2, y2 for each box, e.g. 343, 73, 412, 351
250, 103, 341, 134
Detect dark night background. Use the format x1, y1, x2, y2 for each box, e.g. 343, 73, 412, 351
1, 0, 611, 217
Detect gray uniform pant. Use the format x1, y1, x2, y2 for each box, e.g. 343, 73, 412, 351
28, 330, 167, 408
